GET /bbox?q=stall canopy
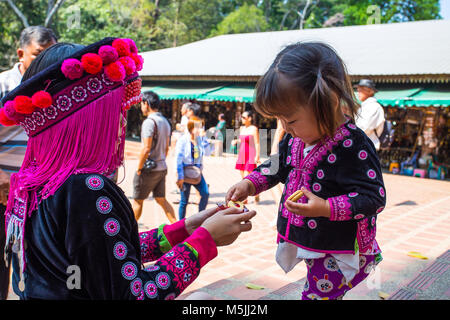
[197,84,255,103]
[141,83,449,107]
[374,88,423,106]
[141,84,223,100]
[403,88,450,107]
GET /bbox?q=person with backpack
[133,91,177,223]
[355,79,386,151]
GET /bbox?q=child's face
[279,106,322,145]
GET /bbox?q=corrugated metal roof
[139,19,450,78]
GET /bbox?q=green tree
[336,0,441,26]
[56,0,158,52]
[210,3,270,36]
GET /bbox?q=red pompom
[98,45,119,65]
[32,91,53,109]
[112,39,131,57]
[61,58,84,80]
[118,56,136,76]
[0,108,16,126]
[104,61,126,82]
[13,95,35,114]
[4,100,20,122]
[81,53,103,74]
[130,53,144,71]
[124,38,138,54]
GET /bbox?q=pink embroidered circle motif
[354,214,365,220]
[367,169,377,179]
[121,261,137,280]
[358,150,368,160]
[379,187,385,197]
[348,123,357,130]
[113,241,127,260]
[104,218,120,236]
[144,281,158,299]
[316,169,324,179]
[343,139,353,148]
[261,167,270,175]
[307,219,317,229]
[96,196,112,214]
[312,183,322,192]
[130,278,142,296]
[327,154,337,164]
[86,175,104,190]
[145,265,160,272]
[348,192,359,197]
[156,272,171,289]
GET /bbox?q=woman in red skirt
[233,110,260,203]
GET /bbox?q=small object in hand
[227,200,244,209]
[287,190,304,202]
[216,200,249,212]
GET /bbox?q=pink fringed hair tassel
[4,86,127,282]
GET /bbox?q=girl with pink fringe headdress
[0,38,256,300]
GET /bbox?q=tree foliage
[0,0,442,71]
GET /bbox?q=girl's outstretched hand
[201,207,256,246]
[284,188,331,218]
[225,179,255,203]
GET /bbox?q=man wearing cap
[0,26,57,300]
[355,79,385,151]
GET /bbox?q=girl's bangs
[255,70,305,118]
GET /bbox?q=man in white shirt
[355,79,385,151]
[0,26,57,300]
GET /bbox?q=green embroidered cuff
[183,242,199,259]
[157,224,172,253]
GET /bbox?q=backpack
[376,120,395,149]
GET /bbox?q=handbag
[183,165,202,185]
[141,117,158,174]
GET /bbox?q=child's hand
[284,188,331,218]
[226,179,255,203]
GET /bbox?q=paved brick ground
[123,141,450,300]
[6,141,450,300]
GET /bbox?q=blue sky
[441,0,450,19]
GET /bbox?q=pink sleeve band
[327,195,352,221]
[185,227,218,268]
[244,171,269,195]
[163,219,190,247]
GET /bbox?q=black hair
[187,103,201,117]
[255,41,359,138]
[142,91,161,111]
[242,110,254,124]
[19,26,58,49]
[22,42,85,83]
